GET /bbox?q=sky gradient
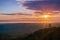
[0,0,60,23]
[0,0,32,13]
[0,0,60,13]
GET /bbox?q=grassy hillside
[24,27,60,40]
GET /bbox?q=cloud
[16,0,60,15]
[22,1,60,11]
[16,0,60,11]
[16,0,58,1]
[0,15,60,23]
[0,13,32,15]
[22,0,60,1]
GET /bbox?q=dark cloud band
[22,1,60,11]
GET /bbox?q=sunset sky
[0,0,33,13]
[0,0,60,23]
[0,0,60,13]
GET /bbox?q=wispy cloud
[23,1,60,10]
[0,12,32,15]
[16,0,60,13]
[0,14,60,23]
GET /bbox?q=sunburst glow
[42,15,50,18]
[40,15,52,23]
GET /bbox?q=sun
[42,15,50,18]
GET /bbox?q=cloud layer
[0,14,60,23]
[16,0,60,1]
[23,1,60,11]
[16,0,60,11]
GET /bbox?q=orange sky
[0,14,60,23]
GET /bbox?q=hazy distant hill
[24,27,60,40]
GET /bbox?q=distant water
[0,23,60,36]
[0,23,42,35]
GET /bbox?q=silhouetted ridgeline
[24,27,60,40]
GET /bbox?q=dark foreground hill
[24,27,60,40]
[0,26,60,40]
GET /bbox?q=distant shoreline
[0,22,60,24]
